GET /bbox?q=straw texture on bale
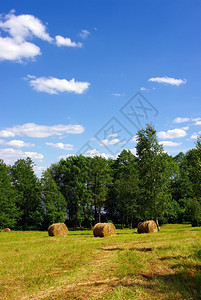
[48,223,68,236]
[2,228,11,232]
[137,220,158,234]
[93,223,116,237]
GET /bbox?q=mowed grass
[0,225,201,300]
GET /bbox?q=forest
[0,124,201,230]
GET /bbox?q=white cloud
[148,76,186,86]
[100,138,121,146]
[79,29,90,39]
[0,37,41,62]
[46,142,73,150]
[173,117,190,124]
[0,148,43,165]
[159,141,182,147]
[85,148,117,159]
[129,148,137,156]
[0,139,34,148]
[157,128,187,139]
[0,123,84,138]
[192,118,201,125]
[130,136,137,143]
[190,133,198,140]
[108,133,118,138]
[55,35,82,47]
[27,76,90,94]
[112,93,122,97]
[140,87,149,91]
[182,126,189,131]
[0,11,53,62]
[0,11,52,43]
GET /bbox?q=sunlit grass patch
[0,225,201,299]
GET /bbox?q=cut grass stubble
[0,225,201,299]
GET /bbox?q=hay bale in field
[137,220,158,234]
[93,223,116,237]
[48,223,68,236]
[2,228,11,232]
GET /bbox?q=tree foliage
[0,160,21,228]
[11,158,42,229]
[0,126,200,229]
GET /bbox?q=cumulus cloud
[148,76,186,86]
[0,11,52,43]
[0,37,41,62]
[79,29,90,39]
[0,148,43,165]
[46,142,73,150]
[157,128,187,139]
[100,138,121,146]
[0,139,34,148]
[0,123,84,138]
[173,117,190,124]
[0,11,84,62]
[0,11,52,62]
[55,35,82,47]
[27,76,90,94]
[159,141,182,147]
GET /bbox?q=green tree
[0,160,21,228]
[50,155,93,227]
[11,158,42,229]
[136,124,174,228]
[185,198,201,227]
[40,169,67,228]
[112,150,139,228]
[186,137,201,199]
[88,156,112,223]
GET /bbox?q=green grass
[0,224,201,299]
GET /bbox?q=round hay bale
[137,220,158,234]
[93,223,116,237]
[48,223,68,236]
[2,228,11,232]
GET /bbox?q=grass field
[0,224,201,299]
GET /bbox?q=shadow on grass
[109,271,201,299]
[100,247,153,252]
[159,255,188,261]
[140,271,201,299]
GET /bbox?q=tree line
[0,124,200,230]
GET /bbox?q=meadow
[0,224,201,300]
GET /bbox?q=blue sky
[0,0,201,175]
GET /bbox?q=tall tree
[88,156,112,223]
[136,124,174,228]
[112,150,139,228]
[40,169,67,228]
[11,158,42,229]
[50,155,93,227]
[0,160,21,228]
